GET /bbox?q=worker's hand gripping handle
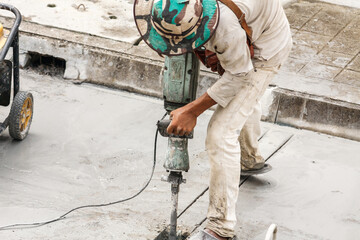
[157,119,193,139]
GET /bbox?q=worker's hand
[167,106,197,136]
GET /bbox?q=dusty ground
[0,0,359,140]
[278,0,360,104]
[0,1,359,239]
[0,70,359,239]
[2,0,360,101]
[0,0,138,43]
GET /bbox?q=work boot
[240,152,273,176]
[188,229,237,240]
[241,163,272,176]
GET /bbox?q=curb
[2,16,359,141]
[262,87,360,141]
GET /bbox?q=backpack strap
[218,0,254,57]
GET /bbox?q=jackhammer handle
[157,119,193,139]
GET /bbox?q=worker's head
[134,0,219,56]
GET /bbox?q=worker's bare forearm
[167,93,216,135]
[184,92,217,117]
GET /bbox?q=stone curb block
[262,88,360,141]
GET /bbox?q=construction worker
[134,0,292,239]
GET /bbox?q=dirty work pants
[204,45,291,237]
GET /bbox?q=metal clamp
[238,13,244,23]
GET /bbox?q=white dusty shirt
[204,0,292,108]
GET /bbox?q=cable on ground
[0,113,168,231]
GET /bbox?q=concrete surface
[281,0,360,104]
[0,70,359,240]
[0,0,359,140]
[0,0,138,43]
[0,0,358,43]
[0,0,294,44]
[321,0,360,9]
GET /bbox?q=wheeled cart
[0,4,33,140]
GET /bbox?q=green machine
[157,52,199,240]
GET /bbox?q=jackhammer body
[158,52,199,240]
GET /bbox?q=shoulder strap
[217,0,253,40]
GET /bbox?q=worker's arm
[167,15,253,136]
[167,92,216,136]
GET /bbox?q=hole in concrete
[154,228,190,240]
[47,4,56,8]
[26,52,66,77]
[109,15,117,19]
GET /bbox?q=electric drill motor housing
[163,53,199,113]
[160,52,200,173]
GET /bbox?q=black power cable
[0,114,167,231]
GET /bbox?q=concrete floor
[0,70,359,240]
[0,0,358,44]
[0,0,293,44]
[1,0,359,142]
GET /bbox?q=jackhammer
[157,52,199,240]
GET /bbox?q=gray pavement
[0,0,138,43]
[280,0,360,104]
[0,70,359,240]
[0,0,359,140]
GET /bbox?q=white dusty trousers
[205,65,278,237]
[204,42,292,237]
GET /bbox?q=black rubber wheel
[8,91,34,140]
